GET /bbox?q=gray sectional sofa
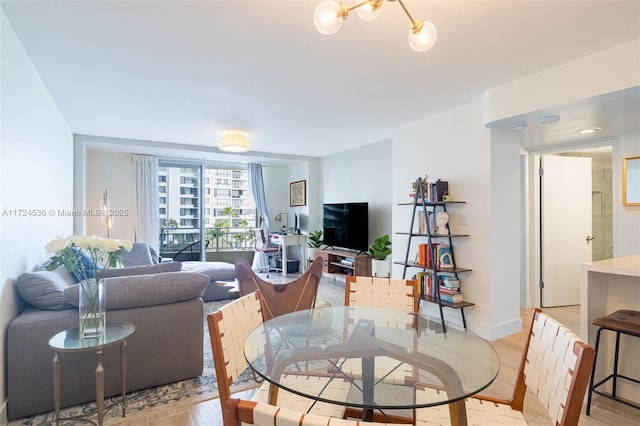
[121,242,238,301]
[7,262,210,420]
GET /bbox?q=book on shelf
[438,285,461,294]
[438,293,465,303]
[417,243,440,268]
[416,271,430,298]
[440,276,460,288]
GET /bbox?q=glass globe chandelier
[313,0,437,52]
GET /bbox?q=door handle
[586,236,595,242]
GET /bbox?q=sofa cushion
[120,242,156,267]
[101,261,181,278]
[16,266,76,310]
[181,261,236,281]
[63,271,209,310]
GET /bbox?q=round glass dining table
[244,306,499,422]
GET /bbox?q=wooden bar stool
[586,309,640,414]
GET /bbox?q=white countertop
[581,254,640,277]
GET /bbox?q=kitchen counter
[580,254,640,402]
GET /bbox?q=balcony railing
[159,227,254,255]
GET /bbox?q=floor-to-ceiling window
[158,161,256,259]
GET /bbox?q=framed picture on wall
[290,180,307,207]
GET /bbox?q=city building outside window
[158,164,257,258]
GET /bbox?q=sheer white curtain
[248,163,269,269]
[133,156,159,249]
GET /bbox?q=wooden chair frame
[414,308,595,426]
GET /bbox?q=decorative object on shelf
[435,211,449,235]
[307,229,324,260]
[45,235,132,339]
[290,180,307,207]
[99,189,113,237]
[369,234,392,278]
[435,179,448,202]
[412,175,429,196]
[313,0,437,52]
[218,132,251,153]
[439,244,454,269]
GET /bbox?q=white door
[541,155,592,307]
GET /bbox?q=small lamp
[274,212,289,230]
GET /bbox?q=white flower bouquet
[46,235,132,338]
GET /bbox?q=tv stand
[316,248,372,278]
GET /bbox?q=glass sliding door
[158,162,205,260]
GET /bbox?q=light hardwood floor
[108,276,638,425]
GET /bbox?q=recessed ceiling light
[577,127,602,135]
[537,115,560,124]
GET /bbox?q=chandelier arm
[347,0,379,13]
[396,0,418,26]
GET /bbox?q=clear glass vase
[79,278,105,339]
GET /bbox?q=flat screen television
[322,202,369,252]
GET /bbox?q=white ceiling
[2,0,639,161]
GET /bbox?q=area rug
[10,299,258,426]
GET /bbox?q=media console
[316,248,372,278]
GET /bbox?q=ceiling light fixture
[218,133,251,153]
[313,0,437,52]
[577,127,602,135]
[536,115,560,124]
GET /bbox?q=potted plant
[369,234,392,277]
[307,230,323,260]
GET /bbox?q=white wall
[85,151,137,240]
[0,10,73,421]
[321,139,392,246]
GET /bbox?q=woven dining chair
[414,308,595,426]
[334,276,420,387]
[223,398,397,426]
[207,292,351,425]
[235,257,324,321]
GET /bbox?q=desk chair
[207,292,350,425]
[253,229,281,277]
[414,308,595,426]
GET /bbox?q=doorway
[531,145,614,309]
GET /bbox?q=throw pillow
[63,271,209,310]
[67,248,100,283]
[120,242,154,267]
[101,261,181,278]
[16,266,76,310]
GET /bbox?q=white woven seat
[225,399,396,426]
[207,292,350,424]
[336,276,419,385]
[414,309,594,426]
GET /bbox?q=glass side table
[48,321,136,426]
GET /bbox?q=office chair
[253,229,280,277]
